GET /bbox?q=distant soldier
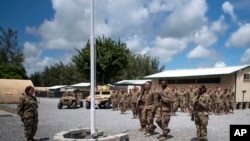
[141,81,157,137]
[214,87,223,115]
[118,89,127,114]
[222,88,230,114]
[228,86,235,113]
[110,90,117,110]
[207,87,215,114]
[17,86,39,141]
[137,86,146,132]
[187,85,196,113]
[131,86,140,119]
[178,88,188,112]
[126,89,132,110]
[156,80,174,141]
[171,87,179,116]
[193,85,210,141]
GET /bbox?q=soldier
[137,86,146,132]
[141,81,157,137]
[110,90,117,111]
[214,87,223,115]
[171,87,179,116]
[156,80,174,141]
[193,85,210,141]
[118,89,127,114]
[187,85,196,115]
[126,89,132,110]
[208,87,215,114]
[178,88,188,112]
[228,86,235,113]
[222,88,230,114]
[131,86,140,119]
[17,86,39,141]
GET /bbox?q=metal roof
[48,85,67,90]
[71,82,90,87]
[145,65,250,79]
[114,79,151,85]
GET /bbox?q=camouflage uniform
[187,88,196,114]
[141,88,157,136]
[215,90,222,115]
[126,90,132,110]
[193,92,210,141]
[17,94,38,141]
[157,87,174,140]
[178,89,188,112]
[222,90,230,114]
[110,91,118,110]
[131,89,140,118]
[118,90,127,114]
[172,89,179,115]
[137,89,146,131]
[228,89,235,113]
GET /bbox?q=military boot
[144,132,153,137]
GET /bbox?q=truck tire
[105,100,111,109]
[80,101,83,107]
[86,101,90,109]
[57,102,62,109]
[72,101,77,109]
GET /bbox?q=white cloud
[240,48,250,64]
[222,1,237,22]
[125,35,149,54]
[226,23,250,48]
[150,36,187,62]
[159,0,207,37]
[187,45,217,59]
[214,61,226,68]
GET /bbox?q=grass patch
[0,105,17,115]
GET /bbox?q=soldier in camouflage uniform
[178,88,188,112]
[215,87,223,115]
[193,85,210,141]
[110,90,117,110]
[187,85,196,115]
[17,86,38,141]
[228,86,235,113]
[141,81,157,137]
[157,80,174,141]
[171,87,179,116]
[131,86,140,119]
[118,89,127,114]
[222,88,230,114]
[137,87,146,132]
[126,89,132,110]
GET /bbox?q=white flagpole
[90,0,97,138]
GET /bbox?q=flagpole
[90,0,97,138]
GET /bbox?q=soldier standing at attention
[178,88,188,112]
[171,87,179,116]
[141,81,157,137]
[110,90,117,111]
[131,86,140,119]
[215,87,223,115]
[119,89,127,114]
[137,86,146,132]
[228,86,235,113]
[193,85,210,141]
[126,89,132,110]
[157,80,174,141]
[17,86,39,141]
[187,85,196,115]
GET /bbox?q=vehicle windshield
[102,91,110,95]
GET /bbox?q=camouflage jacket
[160,87,174,112]
[194,93,210,115]
[131,90,140,103]
[17,94,38,118]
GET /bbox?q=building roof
[114,79,151,85]
[48,85,67,90]
[71,82,90,87]
[145,65,250,79]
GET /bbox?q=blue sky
[1,0,250,76]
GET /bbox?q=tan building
[0,79,34,104]
[145,65,250,104]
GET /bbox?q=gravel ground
[0,98,250,141]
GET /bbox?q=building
[145,65,250,104]
[114,79,151,92]
[0,79,34,104]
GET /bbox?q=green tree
[73,36,129,84]
[0,26,27,79]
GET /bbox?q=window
[102,91,110,95]
[197,78,220,83]
[176,79,196,84]
[244,74,250,80]
[159,79,176,84]
[95,92,100,95]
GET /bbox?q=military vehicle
[85,85,112,109]
[57,90,83,109]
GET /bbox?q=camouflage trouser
[138,106,146,129]
[229,101,234,112]
[180,100,187,111]
[223,101,230,113]
[119,101,126,113]
[141,107,156,133]
[155,107,162,129]
[156,111,171,135]
[172,101,179,114]
[23,116,38,139]
[131,102,137,117]
[195,114,208,140]
[112,99,118,110]
[215,102,221,114]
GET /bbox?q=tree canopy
[0,26,27,79]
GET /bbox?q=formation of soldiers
[110,83,235,140]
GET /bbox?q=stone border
[54,128,129,141]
